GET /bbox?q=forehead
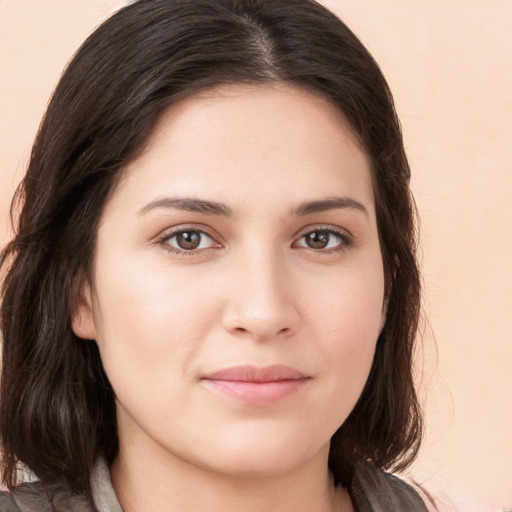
[109,83,374,218]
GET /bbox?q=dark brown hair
[0,0,421,493]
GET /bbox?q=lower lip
[202,379,308,406]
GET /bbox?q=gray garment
[89,459,122,512]
[0,458,428,512]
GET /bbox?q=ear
[71,282,96,340]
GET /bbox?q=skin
[73,84,386,512]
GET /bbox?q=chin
[190,430,329,479]
[207,453,310,479]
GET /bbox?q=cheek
[303,263,384,398]
[306,261,384,338]
[90,260,221,386]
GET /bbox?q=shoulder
[350,459,429,512]
[0,482,95,512]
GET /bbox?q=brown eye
[176,231,201,250]
[162,229,217,252]
[295,229,348,251]
[304,231,330,249]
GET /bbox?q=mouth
[201,365,310,406]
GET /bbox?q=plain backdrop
[1,1,511,510]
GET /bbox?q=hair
[0,0,421,493]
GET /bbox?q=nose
[222,249,300,341]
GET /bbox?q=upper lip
[202,365,309,383]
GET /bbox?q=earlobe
[71,283,96,340]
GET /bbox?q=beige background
[1,1,511,510]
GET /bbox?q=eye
[158,229,219,253]
[294,228,350,251]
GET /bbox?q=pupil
[177,231,200,250]
[307,231,329,249]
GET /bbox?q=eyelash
[293,226,354,254]
[155,226,354,256]
[156,227,219,256]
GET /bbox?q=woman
[0,0,429,510]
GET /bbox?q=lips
[201,365,310,405]
[204,364,308,382]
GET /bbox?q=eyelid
[153,223,354,255]
[292,224,354,252]
[155,224,223,255]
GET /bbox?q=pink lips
[201,365,310,406]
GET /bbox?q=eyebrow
[292,196,369,218]
[138,195,368,219]
[138,197,233,217]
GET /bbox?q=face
[73,84,385,479]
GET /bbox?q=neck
[110,444,353,512]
